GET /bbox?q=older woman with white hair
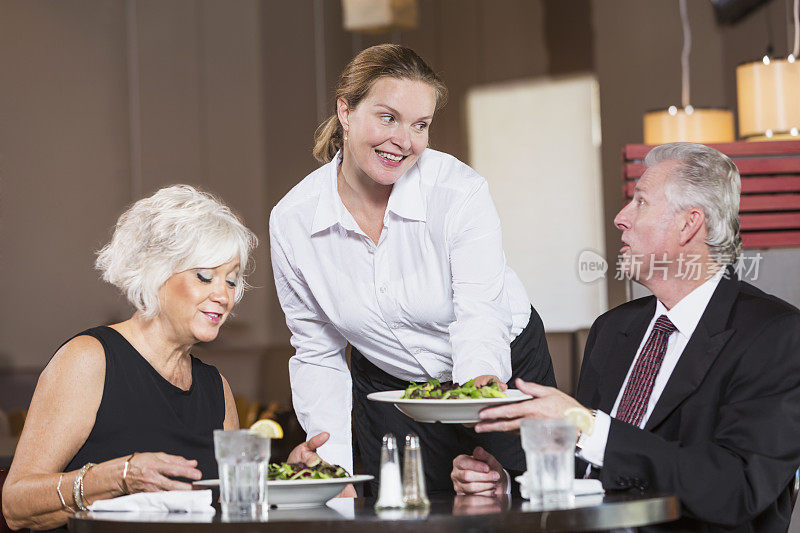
[3,185,329,531]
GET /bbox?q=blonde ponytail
[313,114,342,163]
[312,44,448,164]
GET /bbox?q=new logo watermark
[577,249,608,283]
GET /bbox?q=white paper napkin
[514,474,604,501]
[88,489,215,514]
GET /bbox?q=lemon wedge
[564,407,594,437]
[250,419,283,439]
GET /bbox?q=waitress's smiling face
[338,77,437,187]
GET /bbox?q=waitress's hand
[472,375,508,391]
[286,432,330,465]
[336,484,357,498]
[287,433,356,498]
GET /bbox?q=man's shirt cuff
[575,410,610,468]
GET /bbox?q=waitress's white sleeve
[269,215,353,474]
[447,178,513,385]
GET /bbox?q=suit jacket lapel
[596,301,654,413]
[644,270,739,431]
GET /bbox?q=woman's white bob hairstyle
[95,185,258,318]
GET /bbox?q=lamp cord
[679,0,691,108]
[793,0,799,58]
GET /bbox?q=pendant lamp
[736,0,800,140]
[341,0,418,34]
[643,0,735,144]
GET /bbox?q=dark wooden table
[70,492,679,532]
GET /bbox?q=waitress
[269,44,555,496]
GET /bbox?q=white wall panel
[467,75,607,331]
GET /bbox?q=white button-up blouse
[269,149,532,472]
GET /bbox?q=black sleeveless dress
[63,326,225,479]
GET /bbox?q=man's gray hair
[95,185,258,318]
[645,142,742,264]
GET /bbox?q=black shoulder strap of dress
[49,326,111,362]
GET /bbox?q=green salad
[267,458,349,480]
[401,379,507,399]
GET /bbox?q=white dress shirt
[269,149,532,473]
[577,269,725,467]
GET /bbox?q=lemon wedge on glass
[563,407,594,437]
[250,419,284,439]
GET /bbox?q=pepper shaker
[402,433,429,508]
[375,434,404,509]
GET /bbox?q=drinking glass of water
[520,418,577,507]
[213,429,271,520]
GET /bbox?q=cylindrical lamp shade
[342,0,418,33]
[643,108,735,145]
[736,59,800,140]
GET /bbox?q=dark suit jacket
[576,272,800,532]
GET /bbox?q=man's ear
[679,207,705,246]
[336,97,350,132]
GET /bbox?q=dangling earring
[343,129,349,142]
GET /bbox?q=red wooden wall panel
[622,140,800,249]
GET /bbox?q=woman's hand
[451,447,507,496]
[472,375,508,390]
[287,433,355,498]
[286,432,330,465]
[336,484,357,498]
[123,452,202,493]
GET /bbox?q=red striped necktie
[616,315,677,427]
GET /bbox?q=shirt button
[412,348,422,355]
[379,286,387,293]
[391,322,402,329]
[368,248,375,254]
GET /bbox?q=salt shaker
[375,434,404,509]
[402,433,429,508]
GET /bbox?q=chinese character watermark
[578,251,764,283]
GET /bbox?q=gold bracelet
[72,462,96,512]
[122,453,135,494]
[56,473,76,514]
[79,463,96,509]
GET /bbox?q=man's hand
[452,494,510,515]
[451,447,507,496]
[286,432,329,465]
[475,379,583,434]
[472,375,508,391]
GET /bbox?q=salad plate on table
[194,462,373,508]
[367,379,532,423]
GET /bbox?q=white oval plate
[194,475,373,508]
[367,389,532,423]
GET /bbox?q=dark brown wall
[259,0,551,347]
[1,0,793,404]
[591,0,792,307]
[592,0,728,306]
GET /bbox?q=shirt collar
[310,153,358,235]
[654,268,725,339]
[310,152,426,235]
[386,162,426,222]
